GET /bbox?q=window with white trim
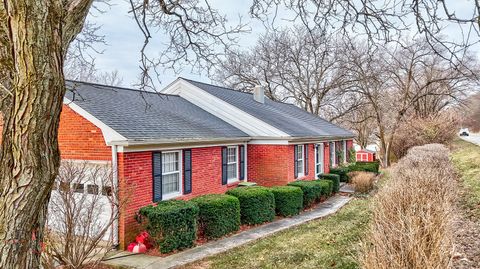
[329,142,336,167]
[227,146,238,182]
[296,145,304,177]
[162,151,182,198]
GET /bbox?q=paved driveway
[460,133,480,146]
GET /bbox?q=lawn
[178,140,480,269]
[180,197,371,269]
[451,139,480,219]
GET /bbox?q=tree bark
[0,1,92,268]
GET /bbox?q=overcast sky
[85,0,478,89]
[86,1,270,87]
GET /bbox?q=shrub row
[287,180,334,207]
[327,167,349,182]
[270,186,303,217]
[319,173,340,192]
[348,161,380,174]
[138,200,199,253]
[226,187,275,225]
[191,194,240,239]
[139,180,336,253]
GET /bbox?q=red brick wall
[118,146,243,248]
[58,105,111,161]
[323,142,331,174]
[0,105,111,161]
[247,143,317,186]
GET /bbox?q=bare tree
[65,58,124,87]
[1,0,480,267]
[0,1,245,267]
[214,26,363,121]
[346,38,478,166]
[463,93,480,132]
[42,161,128,269]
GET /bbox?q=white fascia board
[162,79,290,138]
[63,98,127,145]
[248,139,289,145]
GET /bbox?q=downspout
[244,142,248,182]
[111,145,119,246]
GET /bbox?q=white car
[459,128,470,136]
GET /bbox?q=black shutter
[222,147,228,185]
[239,145,245,180]
[152,152,162,202]
[294,145,298,179]
[183,149,192,194]
[305,144,309,175]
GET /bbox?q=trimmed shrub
[349,161,380,174]
[319,173,340,192]
[138,200,199,253]
[287,181,323,208]
[328,167,349,182]
[270,186,303,217]
[191,194,240,239]
[316,180,333,196]
[226,187,275,225]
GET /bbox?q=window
[315,144,324,177]
[87,184,99,195]
[296,145,304,177]
[329,142,336,167]
[162,151,182,198]
[227,146,238,182]
[73,183,84,193]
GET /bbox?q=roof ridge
[181,77,254,95]
[65,79,179,97]
[181,77,298,106]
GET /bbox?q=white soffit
[162,79,290,138]
[63,98,127,145]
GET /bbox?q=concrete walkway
[103,195,352,269]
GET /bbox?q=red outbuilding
[356,149,376,162]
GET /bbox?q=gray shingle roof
[64,81,248,141]
[184,79,355,138]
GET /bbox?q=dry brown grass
[362,143,457,269]
[351,172,376,193]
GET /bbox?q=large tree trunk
[0,1,92,268]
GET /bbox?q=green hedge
[319,173,340,192]
[287,181,323,208]
[138,200,199,253]
[270,186,303,217]
[226,187,275,225]
[191,194,240,239]
[328,167,349,182]
[317,180,333,196]
[349,161,380,174]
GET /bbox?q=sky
[86,1,270,87]
[85,0,478,89]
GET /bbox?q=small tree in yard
[41,161,128,269]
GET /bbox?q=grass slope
[180,198,371,269]
[451,139,480,219]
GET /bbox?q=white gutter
[111,145,119,246]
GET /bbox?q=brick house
[20,78,355,247]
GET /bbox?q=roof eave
[110,136,251,147]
